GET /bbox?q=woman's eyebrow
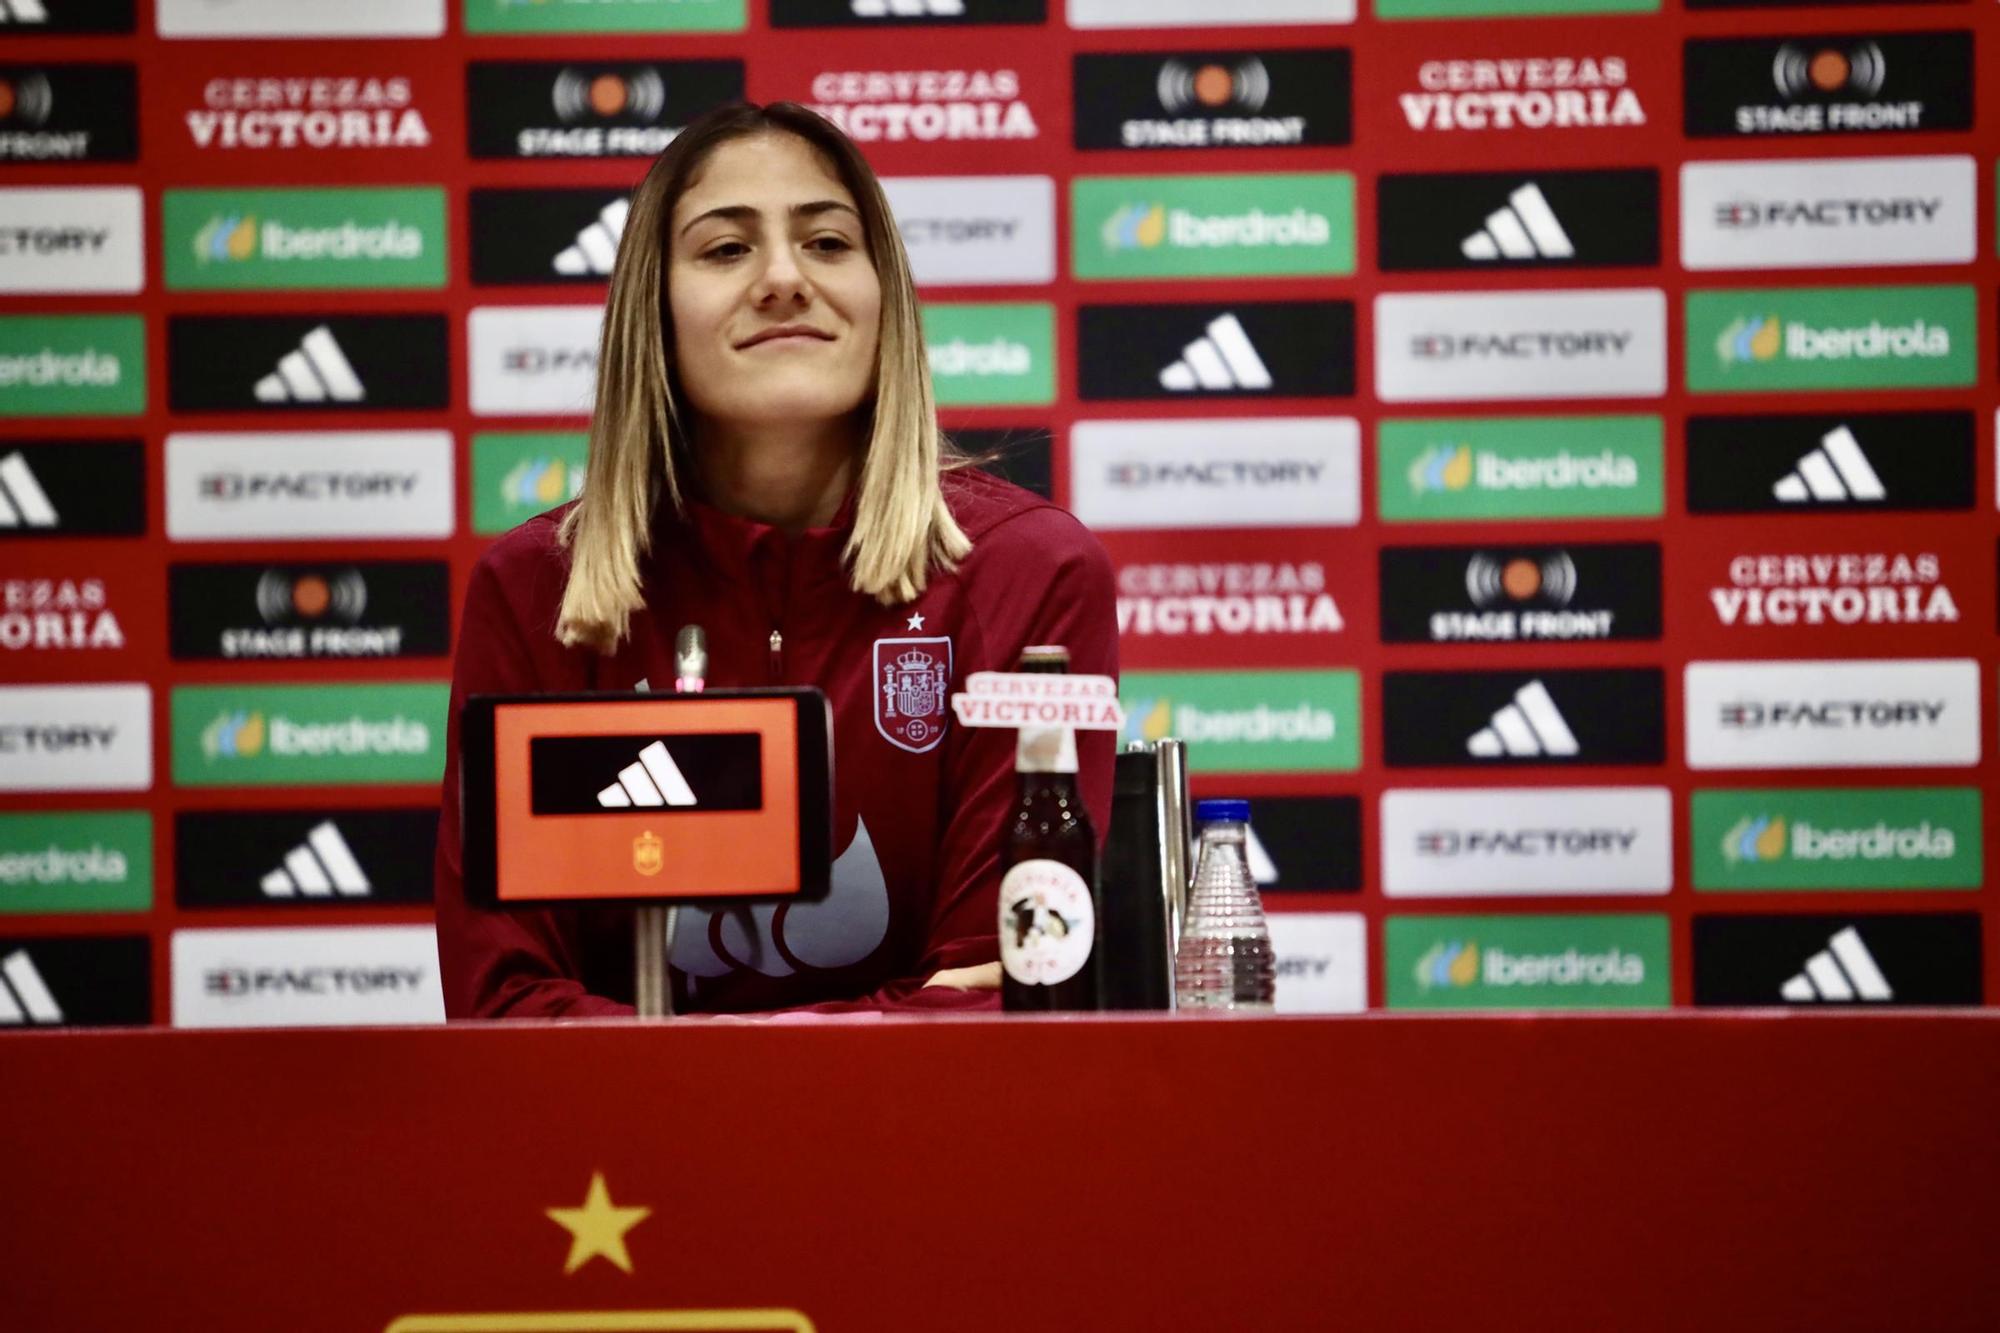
[678,199,860,237]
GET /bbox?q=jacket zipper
[768,629,783,682]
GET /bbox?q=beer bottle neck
[1015,724,1078,775]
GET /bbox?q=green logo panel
[164,188,447,291]
[1120,670,1359,773]
[1387,914,1669,1011]
[473,432,589,535]
[464,0,745,31]
[1693,788,1981,891]
[173,683,449,787]
[1072,173,1355,279]
[923,303,1055,407]
[0,812,152,914]
[1687,284,1976,393]
[1378,415,1663,522]
[0,315,145,417]
[1377,0,1655,14]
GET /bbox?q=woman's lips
[737,327,834,349]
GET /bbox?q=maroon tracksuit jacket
[433,469,1117,1016]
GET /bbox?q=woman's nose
[753,247,808,307]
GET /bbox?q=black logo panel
[1244,796,1361,893]
[0,935,150,1027]
[1379,543,1662,644]
[1378,169,1659,271]
[1686,412,1974,514]
[469,188,631,285]
[771,0,1045,28]
[957,427,1053,500]
[1078,301,1355,401]
[1073,49,1350,150]
[1693,913,1981,1007]
[167,314,448,413]
[1383,668,1666,767]
[168,561,450,661]
[466,60,744,159]
[175,809,438,908]
[1684,31,1973,138]
[0,440,144,538]
[0,63,137,162]
[530,734,764,815]
[0,2,136,33]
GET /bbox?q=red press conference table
[2,1012,1996,1332]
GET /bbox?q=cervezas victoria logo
[468,60,743,159]
[179,72,432,152]
[805,69,1038,145]
[1,577,125,653]
[1684,31,1973,139]
[1073,49,1350,150]
[1116,560,1344,642]
[1397,54,1644,133]
[1708,551,1959,630]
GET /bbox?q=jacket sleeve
[797,508,1119,1014]
[434,555,635,1019]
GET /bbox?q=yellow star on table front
[546,1171,652,1275]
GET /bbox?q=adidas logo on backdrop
[259,821,372,898]
[553,199,629,277]
[253,325,364,403]
[0,950,61,1025]
[1460,183,1574,262]
[0,1,50,21]
[0,453,58,528]
[1466,679,1578,758]
[1772,425,1884,504]
[1158,313,1272,391]
[1780,926,1891,1003]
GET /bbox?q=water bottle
[1174,799,1275,1011]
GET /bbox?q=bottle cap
[1196,798,1250,824]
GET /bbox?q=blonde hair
[556,102,970,653]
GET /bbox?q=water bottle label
[999,859,1094,986]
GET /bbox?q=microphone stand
[634,626,706,1020]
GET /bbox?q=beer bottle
[999,645,1099,1012]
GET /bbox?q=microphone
[674,624,707,694]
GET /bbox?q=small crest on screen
[874,636,952,754]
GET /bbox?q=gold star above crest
[546,1171,652,1276]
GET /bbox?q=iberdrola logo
[1716,315,1782,368]
[1721,814,1788,864]
[1414,940,1480,990]
[1120,697,1174,746]
[193,214,259,265]
[201,710,266,761]
[1408,444,1473,495]
[502,456,581,510]
[1101,203,1167,252]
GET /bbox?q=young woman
[432,103,1117,1016]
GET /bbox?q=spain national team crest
[874,636,952,754]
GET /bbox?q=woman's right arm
[433,554,636,1019]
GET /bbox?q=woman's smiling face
[666,131,884,432]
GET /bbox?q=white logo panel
[167,431,454,541]
[469,305,602,417]
[884,176,1055,287]
[1685,659,1980,770]
[0,684,152,793]
[1681,156,1976,271]
[159,0,444,36]
[1069,0,1354,26]
[1070,417,1360,531]
[1374,289,1666,403]
[1268,912,1366,1014]
[0,188,144,294]
[1382,787,1672,897]
[171,925,445,1028]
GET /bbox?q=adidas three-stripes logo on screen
[0,453,57,528]
[597,740,698,808]
[261,821,372,898]
[1461,184,1575,262]
[1466,680,1579,758]
[1772,426,1885,504]
[253,326,365,403]
[1158,314,1272,392]
[0,951,62,1026]
[554,199,630,276]
[1780,927,1892,1003]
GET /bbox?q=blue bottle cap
[1196,798,1250,824]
